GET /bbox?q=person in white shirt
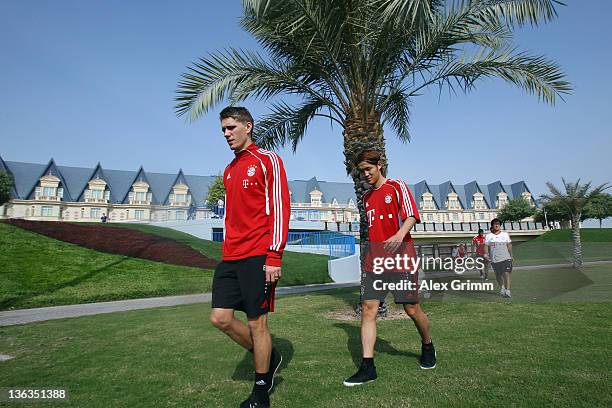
[485,218,513,298]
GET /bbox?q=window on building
[175,210,185,220]
[42,186,55,197]
[135,191,146,201]
[309,210,321,221]
[91,189,104,200]
[135,210,145,220]
[41,206,52,217]
[426,213,433,222]
[175,194,186,203]
[478,212,485,220]
[91,208,101,219]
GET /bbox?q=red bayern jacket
[222,143,290,267]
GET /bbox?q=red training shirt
[363,178,421,243]
[222,144,290,267]
[472,235,486,256]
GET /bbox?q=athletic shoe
[240,395,269,408]
[343,361,377,386]
[266,347,283,393]
[378,302,388,318]
[420,341,436,369]
[505,290,512,298]
[499,287,506,296]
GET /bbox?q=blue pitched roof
[145,171,175,206]
[413,180,429,208]
[288,180,309,203]
[57,165,95,203]
[317,180,356,205]
[121,167,155,203]
[25,159,73,201]
[75,163,112,202]
[161,169,191,205]
[1,157,535,210]
[486,181,506,208]
[184,174,216,206]
[4,161,46,199]
[463,181,482,209]
[427,183,442,209]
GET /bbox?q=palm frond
[412,47,571,105]
[175,48,342,121]
[380,88,412,142]
[473,0,564,28]
[253,98,336,151]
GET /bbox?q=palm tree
[542,179,610,268]
[175,0,571,244]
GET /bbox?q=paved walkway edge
[2,260,610,326]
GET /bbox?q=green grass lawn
[1,223,330,311]
[0,273,610,407]
[0,223,213,311]
[513,228,612,266]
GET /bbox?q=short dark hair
[490,218,501,226]
[478,228,484,234]
[219,106,254,135]
[355,150,382,166]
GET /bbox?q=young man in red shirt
[209,107,290,408]
[344,150,436,387]
[472,229,488,279]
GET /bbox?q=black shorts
[492,259,513,275]
[211,255,276,318]
[361,272,419,304]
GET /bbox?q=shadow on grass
[333,322,418,368]
[0,258,128,310]
[231,335,294,392]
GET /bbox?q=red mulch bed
[5,219,218,269]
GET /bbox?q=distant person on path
[485,219,513,298]
[472,229,488,279]
[100,213,108,223]
[343,150,436,388]
[217,198,225,217]
[209,107,290,408]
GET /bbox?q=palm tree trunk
[571,213,582,268]
[342,114,387,257]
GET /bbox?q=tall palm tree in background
[542,179,610,268]
[175,0,571,244]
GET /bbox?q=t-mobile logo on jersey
[367,209,376,227]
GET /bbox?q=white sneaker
[500,287,506,296]
[505,290,511,298]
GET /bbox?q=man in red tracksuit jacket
[210,107,290,408]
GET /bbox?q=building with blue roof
[0,156,536,224]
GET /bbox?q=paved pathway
[1,260,610,327]
[0,282,359,326]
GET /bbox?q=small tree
[498,198,535,222]
[542,179,610,268]
[582,193,612,228]
[0,171,13,206]
[206,174,226,210]
[534,199,571,227]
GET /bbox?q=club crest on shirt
[247,165,257,177]
[384,194,392,204]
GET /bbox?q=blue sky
[1,1,611,208]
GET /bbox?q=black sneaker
[343,361,377,386]
[420,341,436,369]
[239,394,269,408]
[266,347,283,393]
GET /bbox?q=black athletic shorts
[211,255,276,318]
[492,259,513,274]
[361,271,419,304]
